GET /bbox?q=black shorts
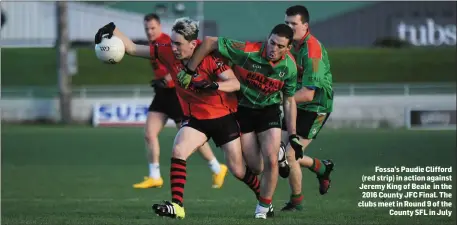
[282,110,331,140]
[148,88,184,123]
[181,113,240,147]
[236,105,282,134]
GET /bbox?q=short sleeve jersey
[292,31,333,113]
[150,41,238,119]
[217,37,297,109]
[149,33,174,88]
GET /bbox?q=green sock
[309,158,326,176]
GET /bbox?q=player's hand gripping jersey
[217,38,297,109]
[149,33,175,88]
[150,41,238,120]
[293,31,333,113]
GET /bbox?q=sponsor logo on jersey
[245,71,284,95]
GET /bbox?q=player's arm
[282,66,307,159]
[179,36,249,89]
[187,36,249,71]
[150,56,173,88]
[113,28,151,59]
[283,95,297,135]
[192,55,240,92]
[94,22,151,59]
[191,69,239,92]
[215,69,240,92]
[186,36,219,71]
[163,74,172,82]
[150,73,172,88]
[282,68,298,136]
[212,55,240,92]
[295,54,325,103]
[294,87,315,102]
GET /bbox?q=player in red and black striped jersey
[122,14,228,191]
[95,17,265,219]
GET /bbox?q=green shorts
[282,110,331,139]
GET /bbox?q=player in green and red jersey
[182,24,305,219]
[277,5,335,212]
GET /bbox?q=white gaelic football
[95,35,125,64]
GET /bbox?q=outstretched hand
[289,134,305,160]
[95,22,116,44]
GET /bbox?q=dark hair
[286,5,310,24]
[270,24,294,45]
[144,13,160,23]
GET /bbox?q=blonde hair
[172,17,199,41]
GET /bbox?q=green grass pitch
[2,126,456,225]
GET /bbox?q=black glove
[150,78,168,89]
[95,22,116,44]
[191,79,219,90]
[289,134,305,160]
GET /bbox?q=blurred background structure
[1,3,456,224]
[1,1,456,129]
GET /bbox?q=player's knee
[264,154,279,169]
[245,160,263,175]
[171,144,189,160]
[286,148,296,162]
[251,166,263,175]
[228,165,245,180]
[144,133,159,144]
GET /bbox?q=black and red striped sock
[239,166,260,199]
[170,157,187,207]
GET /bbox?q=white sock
[255,203,270,214]
[208,158,221,174]
[149,163,161,179]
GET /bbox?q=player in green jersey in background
[277,5,335,211]
[180,24,305,219]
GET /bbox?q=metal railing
[1,83,455,98]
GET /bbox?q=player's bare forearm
[216,69,240,92]
[283,96,297,135]
[113,28,151,59]
[294,87,315,103]
[187,36,219,71]
[112,28,135,54]
[164,74,172,81]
